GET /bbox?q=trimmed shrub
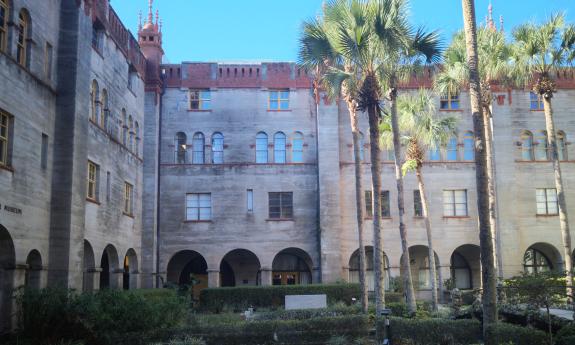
[199,283,361,312]
[484,322,548,345]
[387,317,481,345]
[556,324,575,345]
[253,304,361,321]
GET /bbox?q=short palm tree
[460,0,498,338]
[299,13,369,313]
[511,13,575,302]
[374,0,442,314]
[380,90,457,311]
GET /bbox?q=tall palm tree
[461,0,498,338]
[511,14,575,302]
[381,90,458,311]
[299,15,369,313]
[435,28,513,278]
[374,0,442,314]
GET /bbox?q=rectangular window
[414,190,423,217]
[17,12,27,66]
[41,134,48,169]
[365,191,373,218]
[269,90,289,110]
[440,93,460,110]
[186,193,212,221]
[0,111,11,167]
[247,189,254,212]
[530,92,544,110]
[189,89,211,110]
[124,182,133,215]
[106,172,111,202]
[87,161,99,201]
[92,25,103,53]
[0,0,7,52]
[536,188,558,215]
[44,43,53,80]
[269,192,293,219]
[443,189,468,217]
[381,191,390,217]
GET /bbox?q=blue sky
[111,0,575,63]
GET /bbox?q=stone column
[129,271,140,289]
[207,269,220,288]
[260,267,273,286]
[312,266,321,284]
[10,264,28,329]
[438,265,452,303]
[84,267,101,291]
[111,268,124,289]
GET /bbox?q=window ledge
[86,198,101,205]
[413,216,425,219]
[183,220,212,223]
[536,214,558,217]
[442,216,470,219]
[266,218,294,222]
[122,212,134,219]
[439,109,463,112]
[267,110,292,112]
[0,164,14,173]
[187,109,212,112]
[530,109,544,112]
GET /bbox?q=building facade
[1,0,575,331]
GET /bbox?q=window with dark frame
[268,192,293,219]
[381,190,390,217]
[443,189,468,217]
[440,93,460,110]
[536,188,558,215]
[87,161,99,201]
[189,89,211,110]
[365,191,373,218]
[0,110,11,167]
[41,134,48,169]
[186,193,212,221]
[530,92,544,110]
[414,190,423,217]
[0,0,7,52]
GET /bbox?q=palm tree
[381,90,458,311]
[460,0,498,338]
[435,27,513,278]
[511,14,575,302]
[299,14,369,313]
[374,0,442,314]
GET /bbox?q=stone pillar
[84,267,101,291]
[342,266,350,283]
[312,266,321,284]
[111,268,124,289]
[207,269,220,288]
[129,271,140,289]
[438,265,452,304]
[260,267,273,286]
[10,264,28,329]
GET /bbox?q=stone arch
[349,246,390,291]
[82,240,95,292]
[220,249,261,287]
[0,224,15,332]
[271,248,313,285]
[524,242,562,274]
[24,249,42,289]
[401,245,440,291]
[100,244,119,289]
[122,248,138,290]
[166,250,208,299]
[450,244,480,290]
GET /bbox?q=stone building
[1,0,575,330]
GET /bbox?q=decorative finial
[155,9,160,29]
[138,10,142,31]
[159,18,163,33]
[488,1,495,30]
[148,0,153,24]
[500,15,504,32]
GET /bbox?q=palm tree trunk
[461,0,498,339]
[542,96,573,303]
[389,88,417,314]
[416,165,438,311]
[349,102,369,314]
[367,103,385,315]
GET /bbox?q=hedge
[199,284,361,312]
[181,314,370,345]
[484,322,548,345]
[386,317,481,345]
[556,324,575,345]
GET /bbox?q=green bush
[387,317,481,345]
[556,324,575,345]
[199,283,361,312]
[16,287,188,345]
[484,322,548,345]
[253,304,361,321]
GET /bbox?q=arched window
[121,109,127,147]
[535,130,548,161]
[128,116,134,152]
[0,0,9,52]
[91,80,99,123]
[292,132,304,163]
[17,10,30,67]
[212,132,224,164]
[274,132,286,163]
[557,131,567,161]
[450,252,471,289]
[429,143,441,161]
[446,136,458,161]
[521,131,534,161]
[418,256,438,289]
[100,89,108,129]
[358,132,365,161]
[135,122,140,156]
[175,132,187,164]
[256,132,268,163]
[463,131,474,161]
[192,132,205,164]
[523,248,552,274]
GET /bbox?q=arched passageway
[0,225,16,332]
[123,249,138,290]
[100,244,119,289]
[450,244,480,290]
[349,246,390,291]
[524,242,562,274]
[83,240,95,292]
[220,249,261,287]
[272,248,313,285]
[401,245,440,290]
[25,250,42,289]
[166,250,208,299]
